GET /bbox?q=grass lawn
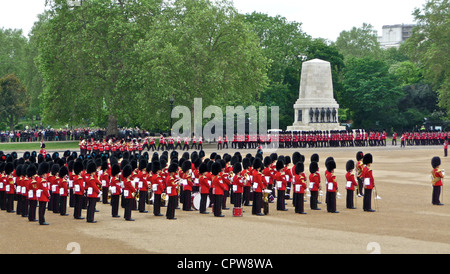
[0,141,79,152]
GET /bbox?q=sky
[0,0,427,41]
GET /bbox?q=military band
[0,142,447,228]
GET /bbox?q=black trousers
[138,190,148,212]
[310,191,319,209]
[277,189,286,210]
[59,196,67,215]
[293,193,304,213]
[28,199,37,221]
[327,192,337,212]
[21,196,28,217]
[111,195,120,216]
[166,195,176,219]
[74,194,83,218]
[38,201,47,224]
[52,194,60,213]
[243,186,251,206]
[432,185,442,205]
[182,190,192,211]
[87,197,97,222]
[363,188,372,211]
[213,194,223,216]
[200,193,209,213]
[153,194,161,216]
[6,193,14,212]
[233,192,242,208]
[252,192,262,214]
[16,195,22,215]
[346,189,355,209]
[124,198,134,220]
[102,187,109,204]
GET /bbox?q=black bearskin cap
[431,156,441,169]
[199,163,208,174]
[276,159,284,171]
[111,163,121,177]
[346,160,355,172]
[363,153,373,165]
[27,164,37,177]
[86,162,97,174]
[295,162,304,175]
[38,162,50,176]
[311,153,319,163]
[309,161,318,173]
[168,163,178,173]
[182,160,192,173]
[152,161,161,173]
[211,162,222,176]
[356,151,364,161]
[122,165,133,178]
[326,160,336,172]
[233,163,242,174]
[59,166,68,178]
[73,161,84,175]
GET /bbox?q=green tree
[334,23,383,60]
[135,0,269,131]
[341,57,403,130]
[243,12,310,129]
[0,74,29,130]
[404,0,450,117]
[34,0,164,136]
[0,28,28,80]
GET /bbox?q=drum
[192,192,210,210]
[233,207,242,217]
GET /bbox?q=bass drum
[192,192,210,210]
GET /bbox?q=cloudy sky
[0,0,426,41]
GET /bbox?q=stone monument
[287,58,345,132]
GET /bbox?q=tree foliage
[404,0,450,118]
[0,74,29,130]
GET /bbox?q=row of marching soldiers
[0,148,379,225]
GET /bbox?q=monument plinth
[287,58,345,132]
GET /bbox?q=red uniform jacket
[293,173,307,194]
[86,175,101,198]
[345,172,358,191]
[123,177,137,199]
[212,175,226,195]
[362,166,375,190]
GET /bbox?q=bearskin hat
[51,164,60,176]
[38,162,50,176]
[311,153,319,163]
[242,157,251,169]
[270,153,278,163]
[111,163,121,177]
[27,164,37,178]
[199,150,205,158]
[146,162,152,173]
[326,160,336,172]
[152,161,161,173]
[356,151,364,161]
[199,163,208,174]
[276,159,284,171]
[182,160,192,173]
[295,162,304,175]
[363,153,373,165]
[168,163,178,174]
[346,160,355,172]
[233,163,242,174]
[211,162,222,176]
[23,151,30,160]
[139,159,147,171]
[86,162,97,174]
[73,161,84,175]
[263,156,272,168]
[292,152,301,165]
[59,166,69,178]
[122,164,133,178]
[431,156,441,169]
[309,161,318,173]
[101,161,109,171]
[15,164,22,177]
[252,157,262,170]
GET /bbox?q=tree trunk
[107,113,118,137]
